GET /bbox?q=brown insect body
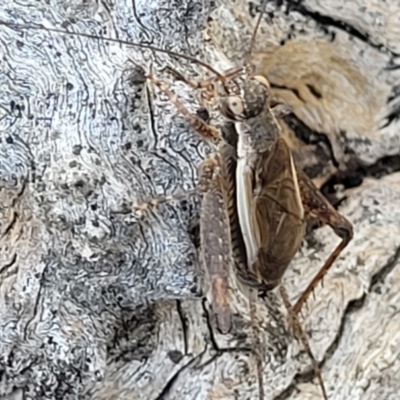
[215,73,305,292]
[212,71,332,400]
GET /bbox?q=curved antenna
[243,0,268,66]
[0,20,225,80]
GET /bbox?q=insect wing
[253,138,305,285]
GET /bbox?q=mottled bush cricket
[0,2,354,398]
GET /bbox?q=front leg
[293,168,354,314]
[147,74,219,141]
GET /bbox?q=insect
[144,5,354,397]
[197,69,334,399]
[0,2,353,398]
[204,60,353,400]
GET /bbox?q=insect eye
[219,96,245,120]
[206,83,215,93]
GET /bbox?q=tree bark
[0,1,399,399]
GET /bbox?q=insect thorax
[215,71,279,156]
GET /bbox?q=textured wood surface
[0,1,399,399]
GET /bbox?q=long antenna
[0,20,225,79]
[244,0,268,65]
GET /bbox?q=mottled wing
[252,138,305,285]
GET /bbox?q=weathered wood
[0,1,399,399]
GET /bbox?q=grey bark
[0,1,399,399]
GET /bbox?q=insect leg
[248,289,265,400]
[199,154,233,334]
[293,168,354,314]
[133,190,198,214]
[279,285,328,400]
[146,74,219,140]
[163,66,213,91]
[133,153,233,334]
